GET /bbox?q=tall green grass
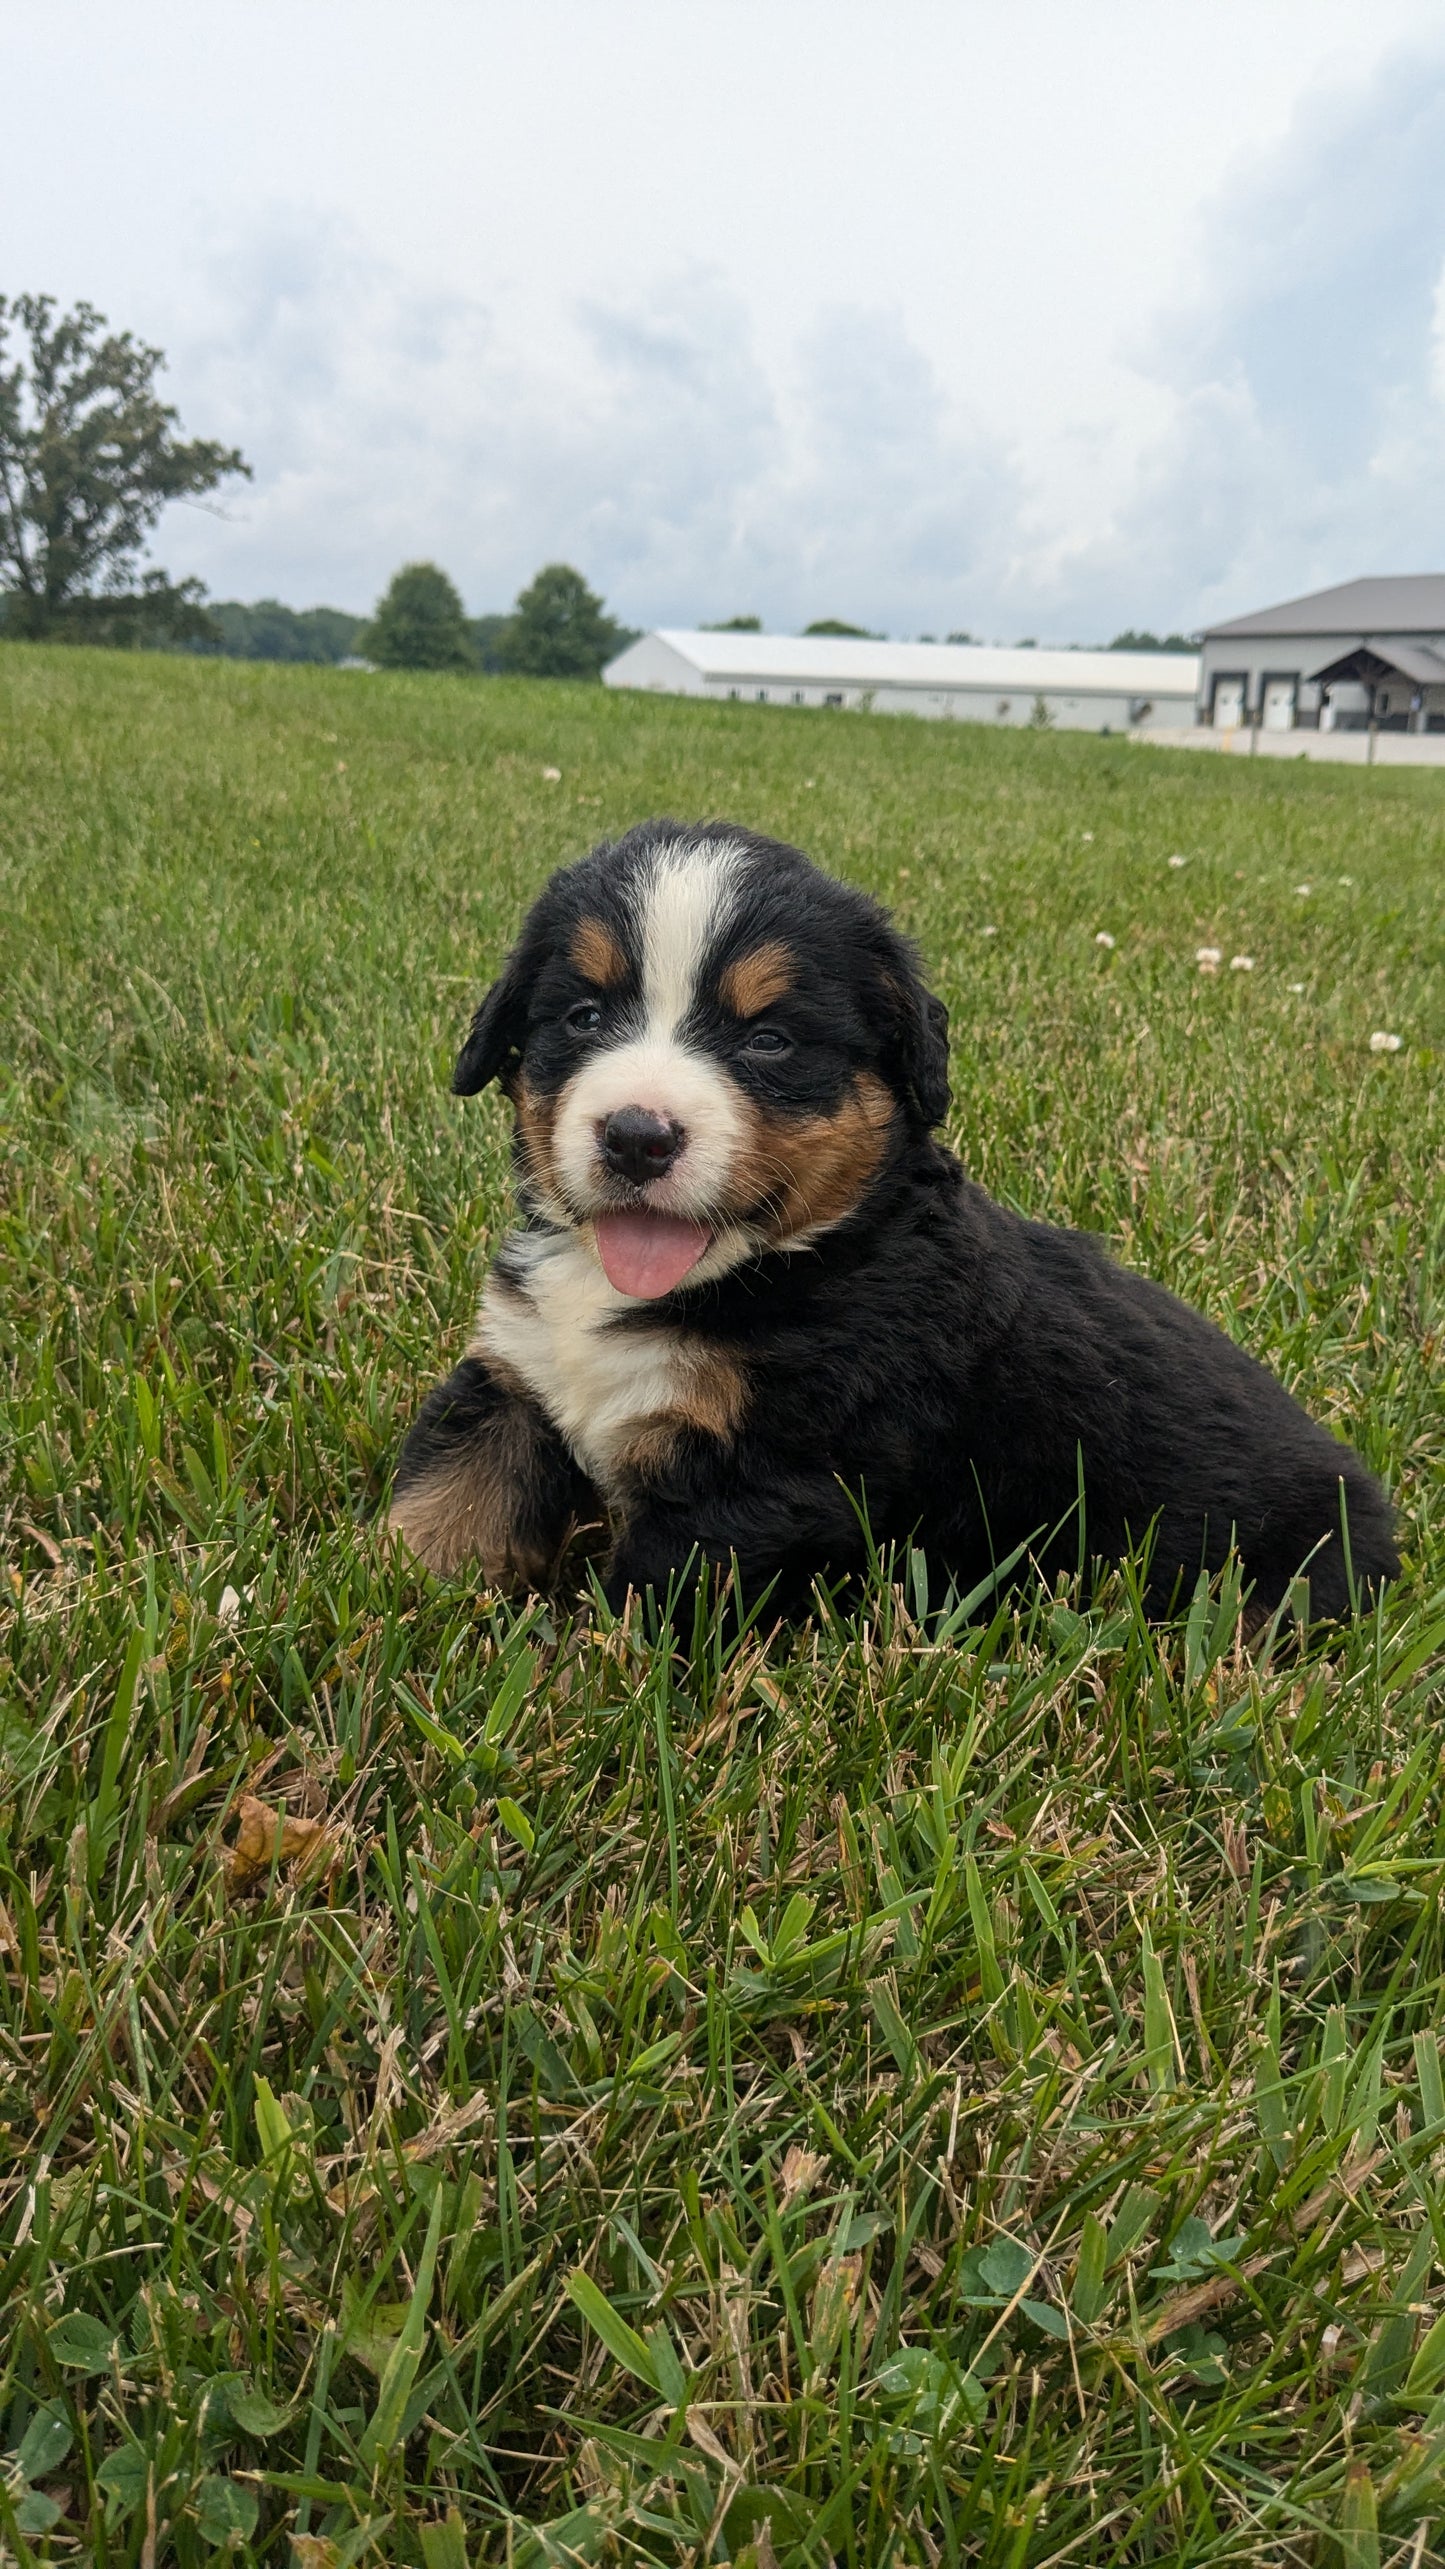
[1,646,1443,2565]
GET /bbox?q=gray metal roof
[1205,576,1445,640]
[1307,635,1445,687]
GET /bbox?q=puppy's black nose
[601,1106,684,1185]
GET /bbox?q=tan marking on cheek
[733,1070,894,1240]
[612,1344,748,1481]
[514,1077,561,1196]
[570,916,629,988]
[718,940,795,1018]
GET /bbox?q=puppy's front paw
[388,1459,530,1584]
[389,1354,598,1590]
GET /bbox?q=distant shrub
[200,600,364,663]
[1108,628,1198,653]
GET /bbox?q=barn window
[793,690,805,705]
[756,690,768,702]
[824,692,843,708]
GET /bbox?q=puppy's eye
[566,1000,603,1036]
[741,1027,791,1057]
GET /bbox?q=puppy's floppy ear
[910,988,952,1127]
[880,949,951,1128]
[452,952,528,1095]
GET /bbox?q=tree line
[185,565,637,682]
[0,291,1197,679]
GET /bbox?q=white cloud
[17,14,1444,637]
[167,216,1019,633]
[1039,43,1445,634]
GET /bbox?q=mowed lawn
[2,645,1444,2569]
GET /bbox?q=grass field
[1,644,1443,2568]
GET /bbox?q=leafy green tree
[804,618,875,638]
[362,562,474,671]
[0,293,249,641]
[500,563,635,680]
[703,614,762,631]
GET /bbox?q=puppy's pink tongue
[594,1212,712,1298]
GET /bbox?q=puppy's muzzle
[601,1106,684,1186]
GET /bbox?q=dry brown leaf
[686,2407,737,2477]
[18,1518,66,1570]
[226,1793,335,1893]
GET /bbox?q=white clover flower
[1338,874,1353,885]
[1230,955,1254,971]
[979,923,998,937]
[1196,946,1222,969]
[1369,1030,1403,1053]
[1168,854,1188,869]
[1294,882,1312,895]
[1082,831,1095,843]
[1288,982,1306,994]
[542,765,562,781]
[1095,931,1116,948]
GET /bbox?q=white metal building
[603,630,1200,732]
[1198,576,1445,734]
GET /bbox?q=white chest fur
[475,1229,688,1494]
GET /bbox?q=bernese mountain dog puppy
[391,818,1398,1625]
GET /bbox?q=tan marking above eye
[718,940,795,1018]
[570,916,629,988]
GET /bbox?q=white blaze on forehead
[632,839,744,1037]
[549,839,750,1221]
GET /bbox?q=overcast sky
[8,2,1445,638]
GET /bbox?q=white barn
[603,629,1200,733]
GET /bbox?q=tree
[703,614,762,631]
[362,562,474,671]
[500,563,635,679]
[804,617,875,638]
[201,599,364,663]
[1109,628,1197,654]
[467,612,511,673]
[0,293,249,641]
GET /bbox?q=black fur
[604,1147,1398,1621]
